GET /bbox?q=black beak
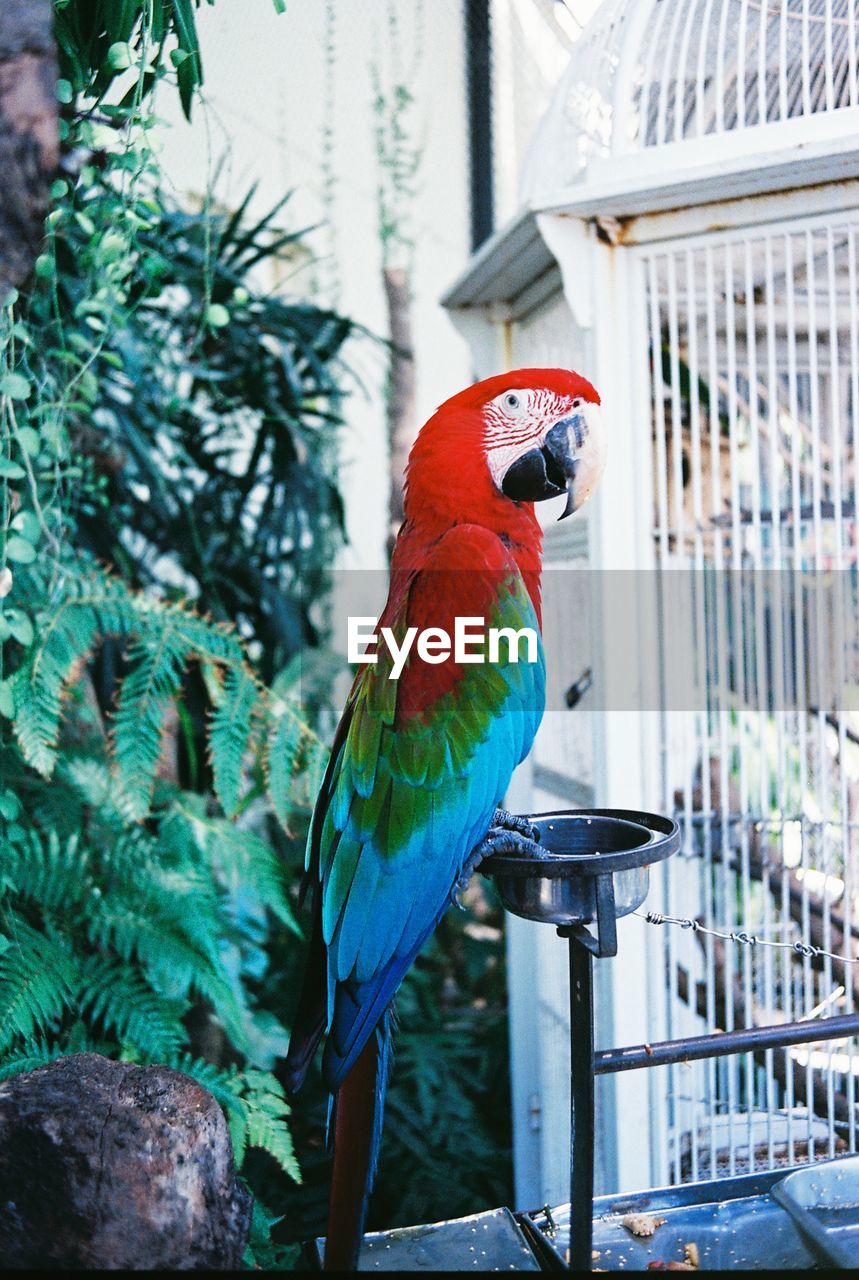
[501,413,587,519]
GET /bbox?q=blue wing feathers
[322,706,532,1089]
[322,832,363,945]
[354,883,394,983]
[332,852,381,982]
[324,735,539,1088]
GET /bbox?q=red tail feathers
[323,1035,379,1271]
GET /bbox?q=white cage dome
[521,0,859,202]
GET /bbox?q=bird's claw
[450,817,546,906]
[474,825,547,861]
[492,807,540,842]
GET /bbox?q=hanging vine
[370,0,425,556]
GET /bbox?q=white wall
[157,0,474,573]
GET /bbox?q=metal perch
[481,808,680,1272]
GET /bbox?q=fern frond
[94,833,221,955]
[86,878,217,982]
[84,869,250,1052]
[209,665,260,818]
[293,734,328,815]
[0,1040,64,1082]
[265,702,308,829]
[170,1053,244,1111]
[111,633,189,819]
[2,829,93,915]
[246,1107,300,1180]
[63,756,114,807]
[169,798,299,934]
[0,920,76,1054]
[241,1068,300,1180]
[16,770,85,837]
[12,570,246,794]
[77,956,187,1058]
[13,564,320,843]
[63,755,139,826]
[96,826,178,886]
[160,609,245,669]
[13,598,101,776]
[218,824,299,934]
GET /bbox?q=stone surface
[0,1053,252,1270]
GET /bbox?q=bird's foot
[491,807,540,841]
[450,817,545,910]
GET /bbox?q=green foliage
[267,703,307,828]
[211,667,260,818]
[0,5,343,1261]
[55,0,288,119]
[16,165,356,680]
[176,1057,300,1183]
[55,0,206,119]
[0,4,515,1266]
[0,920,75,1054]
[6,565,317,828]
[0,731,308,1176]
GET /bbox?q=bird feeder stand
[482,809,680,1272]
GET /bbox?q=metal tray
[524,1168,818,1270]
[307,1165,838,1270]
[310,1206,542,1271]
[773,1154,859,1269]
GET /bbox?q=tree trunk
[383,264,415,559]
[0,0,57,297]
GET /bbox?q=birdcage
[444,0,859,1210]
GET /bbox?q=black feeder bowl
[481,808,680,1272]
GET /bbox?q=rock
[0,1053,252,1270]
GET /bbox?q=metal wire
[637,908,859,966]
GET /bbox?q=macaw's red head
[403,368,605,539]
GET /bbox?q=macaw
[285,368,605,1270]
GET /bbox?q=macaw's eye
[572,396,584,410]
[504,393,521,411]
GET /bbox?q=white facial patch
[486,437,538,490]
[483,387,567,491]
[483,390,605,505]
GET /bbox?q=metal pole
[463,0,494,251]
[568,937,595,1272]
[594,1011,859,1075]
